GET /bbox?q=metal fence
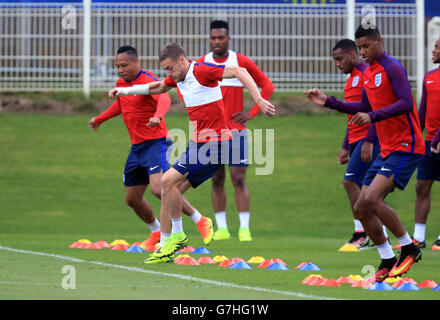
[0,1,422,95]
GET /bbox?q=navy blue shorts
[417,140,440,181]
[172,140,230,188]
[344,138,380,187]
[123,138,172,187]
[229,129,249,167]
[363,151,422,190]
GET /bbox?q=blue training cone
[368,282,394,291]
[266,262,289,270]
[192,247,212,254]
[396,283,421,291]
[228,261,253,270]
[433,284,440,291]
[297,263,321,271]
[125,245,146,253]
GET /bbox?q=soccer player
[89,45,214,248]
[332,39,380,249]
[407,37,440,250]
[305,25,424,281]
[109,42,275,264]
[197,20,274,242]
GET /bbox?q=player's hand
[338,148,349,165]
[431,142,440,154]
[108,88,119,98]
[147,117,161,127]
[232,112,252,124]
[304,88,327,106]
[361,141,373,163]
[108,87,128,98]
[88,117,100,131]
[349,112,371,126]
[257,98,276,116]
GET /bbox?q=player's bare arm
[222,66,275,116]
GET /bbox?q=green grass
[1,112,440,301]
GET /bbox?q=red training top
[94,69,170,145]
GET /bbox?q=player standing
[197,20,274,242]
[332,39,380,249]
[305,26,424,281]
[405,37,440,250]
[109,43,275,264]
[89,46,214,248]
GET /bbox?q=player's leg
[229,165,252,241]
[355,177,397,282]
[412,141,440,248]
[211,166,230,240]
[413,179,433,246]
[125,184,161,246]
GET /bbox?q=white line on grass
[0,245,343,300]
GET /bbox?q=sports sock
[354,219,364,232]
[397,232,412,247]
[160,232,170,247]
[171,217,183,234]
[147,219,161,233]
[239,212,250,229]
[413,223,426,242]
[376,241,395,260]
[382,225,389,239]
[189,209,202,224]
[214,211,227,229]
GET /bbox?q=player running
[89,45,214,248]
[332,39,380,249]
[109,43,275,264]
[198,20,274,242]
[305,25,424,282]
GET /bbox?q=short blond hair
[159,42,187,62]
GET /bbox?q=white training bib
[204,50,244,88]
[176,61,223,108]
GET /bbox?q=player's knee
[343,179,356,192]
[231,174,246,189]
[160,173,175,193]
[212,174,225,190]
[150,186,161,199]
[125,195,141,209]
[415,181,430,198]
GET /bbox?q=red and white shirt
[197,50,274,131]
[164,61,232,143]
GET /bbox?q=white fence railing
[0,1,423,97]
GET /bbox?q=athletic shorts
[344,138,380,187]
[417,140,440,181]
[362,151,421,190]
[229,129,249,167]
[172,139,231,188]
[123,137,172,187]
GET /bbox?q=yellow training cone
[385,276,401,284]
[110,239,130,246]
[338,244,360,252]
[247,256,265,264]
[78,239,92,244]
[213,255,228,263]
[349,274,364,281]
